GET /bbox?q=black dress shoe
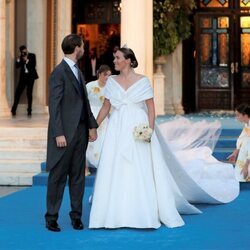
[27,112,32,117]
[11,110,16,116]
[71,219,84,230]
[46,220,61,232]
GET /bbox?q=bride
[89,46,239,229]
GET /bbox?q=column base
[165,104,175,115]
[173,104,184,115]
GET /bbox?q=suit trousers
[12,74,35,113]
[45,121,88,222]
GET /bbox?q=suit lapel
[78,70,88,98]
[61,60,83,98]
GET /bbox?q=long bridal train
[156,117,239,204]
[89,77,239,229]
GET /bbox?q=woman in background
[228,103,250,182]
[85,65,111,175]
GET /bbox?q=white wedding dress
[89,76,239,229]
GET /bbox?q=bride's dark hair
[118,47,138,68]
[236,103,250,117]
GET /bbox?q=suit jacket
[46,60,98,171]
[16,53,39,80]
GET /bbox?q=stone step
[0,148,46,160]
[0,137,47,148]
[220,128,241,137]
[0,159,42,172]
[215,138,236,149]
[0,172,38,186]
[213,148,234,161]
[0,127,47,137]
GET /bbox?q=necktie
[74,64,83,84]
[74,64,84,97]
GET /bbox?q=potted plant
[153,0,196,60]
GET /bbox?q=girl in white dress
[227,104,250,182]
[89,47,239,229]
[85,65,111,173]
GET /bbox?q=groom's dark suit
[45,59,98,223]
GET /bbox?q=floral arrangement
[153,0,196,57]
[133,124,153,143]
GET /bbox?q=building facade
[1,0,250,118]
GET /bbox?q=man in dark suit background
[11,45,39,116]
[45,34,98,232]
[85,47,101,83]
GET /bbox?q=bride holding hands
[89,46,239,229]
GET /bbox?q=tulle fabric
[157,117,239,203]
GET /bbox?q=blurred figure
[11,45,39,116]
[85,65,112,176]
[103,45,119,75]
[85,47,100,82]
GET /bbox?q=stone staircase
[33,126,242,187]
[0,115,241,187]
[0,126,47,185]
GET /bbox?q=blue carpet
[0,184,250,250]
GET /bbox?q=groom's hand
[89,128,97,142]
[56,135,67,147]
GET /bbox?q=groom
[45,34,98,232]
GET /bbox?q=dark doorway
[182,15,196,113]
[72,0,121,83]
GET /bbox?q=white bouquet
[133,124,153,143]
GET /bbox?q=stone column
[163,43,184,115]
[172,43,184,115]
[164,55,175,114]
[153,58,166,115]
[5,0,15,108]
[121,0,153,81]
[0,0,10,117]
[55,0,72,65]
[26,0,47,113]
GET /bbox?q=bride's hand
[89,128,97,142]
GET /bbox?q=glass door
[195,14,233,110]
[194,0,250,110]
[234,14,250,106]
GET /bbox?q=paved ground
[0,186,28,198]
